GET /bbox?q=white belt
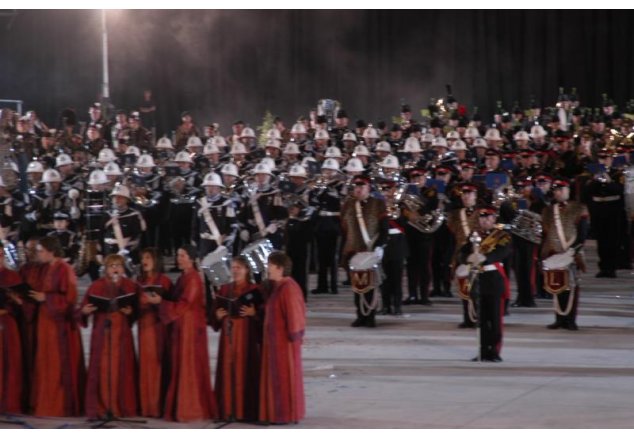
[592,195,620,202]
[388,229,403,235]
[319,211,340,217]
[104,238,118,245]
[482,264,498,272]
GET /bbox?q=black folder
[88,292,137,313]
[215,289,263,317]
[142,285,166,297]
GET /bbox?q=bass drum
[240,239,274,275]
[201,246,232,288]
[348,251,383,294]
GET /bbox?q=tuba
[398,190,446,234]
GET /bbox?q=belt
[319,211,340,217]
[592,195,620,202]
[104,238,118,245]
[482,264,498,272]
[388,228,403,235]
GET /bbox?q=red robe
[31,258,85,417]
[160,268,217,422]
[0,267,24,413]
[259,277,306,424]
[80,277,139,418]
[210,281,262,421]
[136,272,172,417]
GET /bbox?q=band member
[79,253,139,419]
[341,175,388,328]
[0,244,24,413]
[148,245,217,422]
[259,251,306,425]
[192,172,237,258]
[210,256,262,422]
[103,183,147,263]
[447,183,480,328]
[30,236,85,416]
[137,248,173,418]
[47,211,80,264]
[457,206,511,362]
[541,179,589,330]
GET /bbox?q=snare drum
[240,239,274,275]
[349,252,383,294]
[201,246,232,287]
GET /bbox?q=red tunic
[160,268,217,422]
[210,281,262,421]
[136,272,172,417]
[80,277,140,418]
[0,267,24,413]
[30,259,85,417]
[258,277,306,424]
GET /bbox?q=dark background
[1,10,633,136]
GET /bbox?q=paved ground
[3,240,634,429]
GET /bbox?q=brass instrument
[398,189,446,234]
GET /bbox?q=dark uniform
[103,204,147,263]
[191,193,238,258]
[284,183,313,300]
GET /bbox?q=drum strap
[554,204,576,251]
[355,201,372,250]
[200,198,222,246]
[460,208,471,239]
[110,212,128,253]
[250,193,268,237]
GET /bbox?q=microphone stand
[90,277,146,429]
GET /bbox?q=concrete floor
[2,240,634,429]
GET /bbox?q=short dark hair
[39,235,64,258]
[268,251,292,276]
[179,244,198,269]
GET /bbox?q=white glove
[374,246,384,260]
[239,229,250,242]
[117,248,130,257]
[467,253,486,265]
[265,223,278,235]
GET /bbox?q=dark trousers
[170,204,193,261]
[288,240,309,301]
[406,234,433,301]
[513,237,537,305]
[354,289,376,324]
[432,226,454,295]
[552,287,580,327]
[316,231,339,293]
[477,272,504,359]
[381,257,404,311]
[594,215,619,273]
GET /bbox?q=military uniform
[238,183,288,250]
[191,192,237,258]
[103,205,147,262]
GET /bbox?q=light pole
[101,9,110,100]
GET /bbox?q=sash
[460,208,471,239]
[355,201,372,250]
[554,204,576,252]
[249,192,268,237]
[110,212,128,252]
[199,198,222,246]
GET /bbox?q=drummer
[340,175,389,328]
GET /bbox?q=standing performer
[259,251,306,425]
[136,248,172,418]
[457,206,511,362]
[30,236,85,417]
[0,245,24,414]
[210,256,263,422]
[148,245,217,422]
[541,179,589,330]
[79,254,139,419]
[340,176,388,328]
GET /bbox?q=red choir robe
[258,277,306,424]
[136,272,172,417]
[30,258,85,417]
[0,267,24,413]
[160,268,217,422]
[80,277,140,418]
[210,281,263,421]
[17,261,44,411]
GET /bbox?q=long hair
[179,244,199,270]
[231,255,253,283]
[139,247,164,280]
[38,235,64,258]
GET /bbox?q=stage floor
[3,240,634,429]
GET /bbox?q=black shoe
[596,271,617,278]
[351,319,363,327]
[342,280,351,286]
[430,290,443,297]
[379,308,392,315]
[366,318,376,328]
[311,289,327,295]
[458,321,476,329]
[526,301,537,308]
[403,297,418,305]
[419,299,433,306]
[441,291,453,298]
[330,289,339,295]
[393,308,403,316]
[566,322,579,331]
[547,321,562,330]
[491,355,503,362]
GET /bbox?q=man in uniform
[340,175,388,328]
[541,179,589,330]
[457,205,512,362]
[103,183,147,267]
[191,172,237,258]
